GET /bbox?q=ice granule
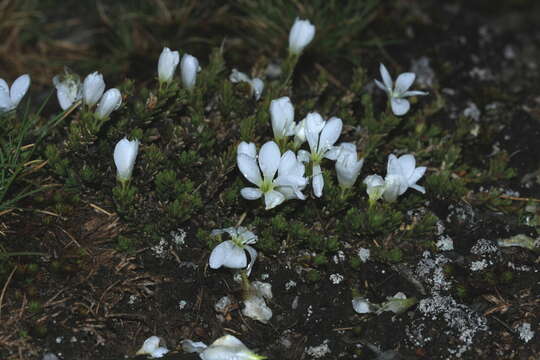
[305,340,331,359]
[470,259,489,271]
[418,294,487,347]
[357,247,371,263]
[517,322,534,343]
[329,273,344,285]
[436,235,454,251]
[470,239,498,255]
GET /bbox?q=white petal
[297,150,311,163]
[379,63,393,90]
[237,142,257,159]
[409,166,427,185]
[258,141,280,180]
[264,190,285,210]
[395,72,416,94]
[403,90,428,97]
[383,174,403,202]
[10,74,30,107]
[410,184,426,194]
[181,339,208,353]
[312,164,324,197]
[364,174,385,187]
[244,245,258,276]
[222,245,248,269]
[390,98,410,116]
[237,154,262,185]
[278,150,297,176]
[229,68,250,83]
[305,112,325,153]
[324,146,340,161]
[208,241,229,269]
[238,228,258,244]
[387,154,401,176]
[83,71,105,107]
[240,187,263,200]
[397,154,416,179]
[243,295,272,323]
[374,79,388,93]
[250,78,264,100]
[318,117,342,153]
[270,97,294,139]
[210,335,246,348]
[151,348,169,358]
[0,82,11,111]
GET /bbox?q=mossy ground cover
[0,1,539,359]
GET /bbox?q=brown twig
[0,267,17,320]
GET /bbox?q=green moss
[306,270,321,283]
[425,172,467,200]
[376,247,403,263]
[340,205,403,237]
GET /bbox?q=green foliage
[232,0,380,63]
[340,205,403,237]
[425,172,467,200]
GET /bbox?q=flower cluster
[364,154,427,204]
[53,70,122,119]
[158,46,200,90]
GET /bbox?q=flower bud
[270,96,295,140]
[335,143,364,189]
[95,88,121,119]
[364,174,385,204]
[83,71,105,107]
[53,73,82,110]
[288,18,316,55]
[293,118,306,146]
[250,78,264,100]
[158,47,180,84]
[180,54,199,90]
[114,137,139,182]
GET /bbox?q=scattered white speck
[178,300,187,310]
[463,102,480,121]
[329,273,344,284]
[306,305,313,319]
[332,250,346,264]
[470,239,498,255]
[285,280,297,291]
[507,262,532,272]
[517,322,534,343]
[214,296,232,314]
[70,336,77,343]
[151,238,168,259]
[260,273,270,280]
[305,340,331,358]
[470,259,489,271]
[55,336,63,344]
[128,295,138,305]
[436,235,454,251]
[357,248,370,263]
[170,228,186,247]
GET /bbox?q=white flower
[364,174,385,203]
[229,69,264,100]
[270,96,295,140]
[53,72,83,110]
[237,141,307,209]
[386,154,426,195]
[288,18,316,55]
[95,88,121,119]
[335,143,364,189]
[374,63,428,116]
[158,47,180,83]
[0,74,30,112]
[114,137,139,181]
[209,227,258,276]
[136,336,169,358]
[182,335,266,360]
[297,113,343,197]
[274,150,307,200]
[363,173,402,203]
[83,71,105,107]
[181,53,200,90]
